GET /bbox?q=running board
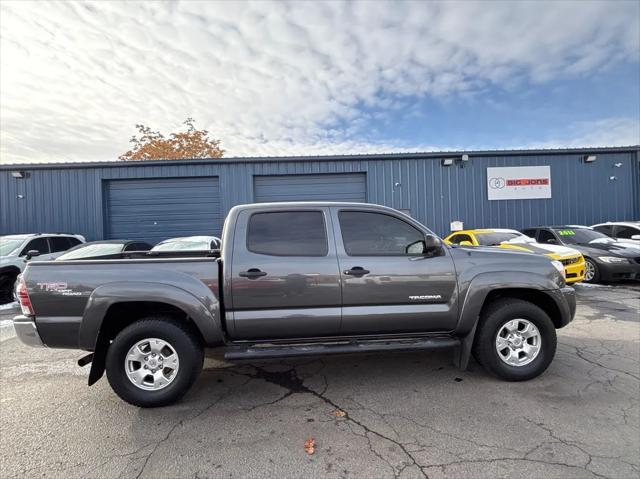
[224,337,459,361]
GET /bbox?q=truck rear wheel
[472,299,557,381]
[105,316,204,407]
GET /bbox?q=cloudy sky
[1,1,639,164]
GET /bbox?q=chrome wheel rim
[125,338,179,391]
[584,260,595,282]
[495,319,541,367]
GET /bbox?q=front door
[229,208,342,340]
[332,208,459,334]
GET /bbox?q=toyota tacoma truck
[13,202,576,407]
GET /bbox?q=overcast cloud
[1,0,639,163]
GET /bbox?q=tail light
[16,279,35,316]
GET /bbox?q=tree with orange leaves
[119,118,224,161]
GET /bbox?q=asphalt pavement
[0,283,638,479]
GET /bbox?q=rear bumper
[12,315,45,347]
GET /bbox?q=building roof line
[1,145,638,170]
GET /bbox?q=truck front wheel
[472,299,557,381]
[105,316,204,407]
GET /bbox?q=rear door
[48,237,76,259]
[229,208,342,340]
[332,207,459,334]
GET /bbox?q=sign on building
[487,166,551,200]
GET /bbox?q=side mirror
[25,250,40,260]
[424,234,444,256]
[459,240,473,246]
[631,235,640,240]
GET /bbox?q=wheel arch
[80,282,223,386]
[454,272,570,370]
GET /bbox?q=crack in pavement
[229,363,431,479]
[133,375,252,479]
[563,344,640,381]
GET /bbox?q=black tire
[472,299,557,381]
[105,316,204,407]
[584,258,600,283]
[0,271,19,306]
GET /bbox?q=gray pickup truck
[13,202,576,407]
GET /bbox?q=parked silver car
[0,233,85,304]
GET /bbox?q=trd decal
[36,282,82,296]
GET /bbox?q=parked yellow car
[444,229,585,284]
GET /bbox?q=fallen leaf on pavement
[304,437,315,455]
[332,409,347,418]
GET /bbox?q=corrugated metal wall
[1,149,638,240]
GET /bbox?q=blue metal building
[1,146,638,243]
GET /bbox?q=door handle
[344,267,370,276]
[239,268,267,279]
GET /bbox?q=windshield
[152,239,213,251]
[552,228,610,245]
[475,232,521,246]
[56,243,124,260]
[0,238,25,256]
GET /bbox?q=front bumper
[546,286,576,328]
[564,258,586,284]
[597,260,640,282]
[13,315,45,347]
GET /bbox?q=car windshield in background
[552,228,610,244]
[57,243,125,260]
[152,240,211,251]
[0,238,25,256]
[475,232,521,246]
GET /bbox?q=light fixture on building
[614,162,623,167]
[441,158,455,166]
[11,171,25,178]
[609,176,617,181]
[461,154,469,162]
[583,155,597,163]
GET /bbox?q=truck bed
[22,257,221,349]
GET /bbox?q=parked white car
[0,233,85,304]
[591,222,640,245]
[150,235,221,252]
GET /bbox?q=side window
[521,229,537,239]
[67,237,82,247]
[593,225,613,236]
[50,237,72,253]
[339,211,425,256]
[537,230,556,244]
[20,237,50,256]
[124,243,149,252]
[247,211,328,256]
[450,234,472,244]
[615,226,638,239]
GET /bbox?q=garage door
[254,173,367,203]
[105,177,221,244]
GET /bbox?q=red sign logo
[506,178,549,187]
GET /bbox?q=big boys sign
[487,166,551,200]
